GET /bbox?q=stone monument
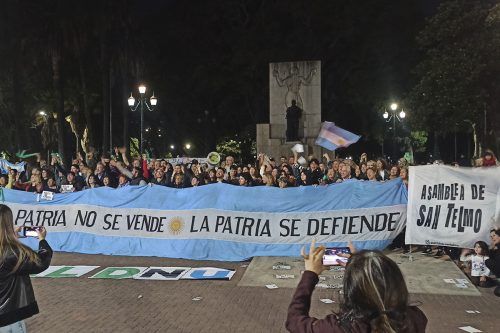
[257,60,323,158]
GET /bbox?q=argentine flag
[315,121,361,151]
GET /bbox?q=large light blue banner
[2,179,408,261]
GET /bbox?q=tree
[407,0,500,157]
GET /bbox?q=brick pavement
[26,252,499,333]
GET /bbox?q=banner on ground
[406,165,500,248]
[2,180,407,261]
[32,266,235,280]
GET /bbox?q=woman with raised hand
[286,240,427,332]
[0,204,53,332]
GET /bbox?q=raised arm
[110,160,133,179]
[16,228,53,275]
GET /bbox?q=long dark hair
[340,250,412,332]
[474,241,489,256]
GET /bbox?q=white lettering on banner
[406,165,500,248]
[7,202,406,244]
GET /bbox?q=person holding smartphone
[286,240,427,333]
[0,204,53,332]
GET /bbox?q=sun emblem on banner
[168,217,184,235]
[335,138,346,146]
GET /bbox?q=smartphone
[23,226,41,238]
[323,247,351,265]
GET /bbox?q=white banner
[165,157,208,165]
[9,202,406,245]
[406,165,500,248]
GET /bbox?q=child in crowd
[460,241,495,288]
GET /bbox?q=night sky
[0,0,441,159]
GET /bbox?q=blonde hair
[262,172,275,186]
[30,174,41,185]
[0,204,40,273]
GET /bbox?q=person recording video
[0,204,53,332]
[286,240,427,333]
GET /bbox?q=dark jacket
[377,170,390,181]
[286,271,427,333]
[129,176,146,186]
[485,246,500,276]
[0,240,52,327]
[307,169,323,185]
[151,176,169,186]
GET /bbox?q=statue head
[291,100,297,106]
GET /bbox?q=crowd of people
[0,147,499,332]
[0,147,419,194]
[1,147,498,194]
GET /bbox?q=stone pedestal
[257,60,325,159]
[256,123,327,159]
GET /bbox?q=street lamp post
[382,103,406,162]
[127,84,158,155]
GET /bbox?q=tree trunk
[100,33,110,154]
[12,50,25,151]
[122,77,130,149]
[76,38,93,150]
[432,131,441,161]
[51,49,66,164]
[471,122,481,159]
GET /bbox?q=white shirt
[461,254,490,277]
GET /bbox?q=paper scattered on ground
[455,283,468,288]
[316,283,342,289]
[328,267,345,272]
[275,274,295,279]
[191,297,203,301]
[272,264,291,270]
[265,284,279,289]
[443,278,455,283]
[458,326,482,333]
[455,279,470,284]
[465,310,480,314]
[319,298,335,304]
[137,294,143,299]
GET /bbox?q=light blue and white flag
[315,121,361,151]
[3,180,407,261]
[0,159,26,174]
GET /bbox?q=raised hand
[301,239,327,275]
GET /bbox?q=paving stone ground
[26,252,499,333]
